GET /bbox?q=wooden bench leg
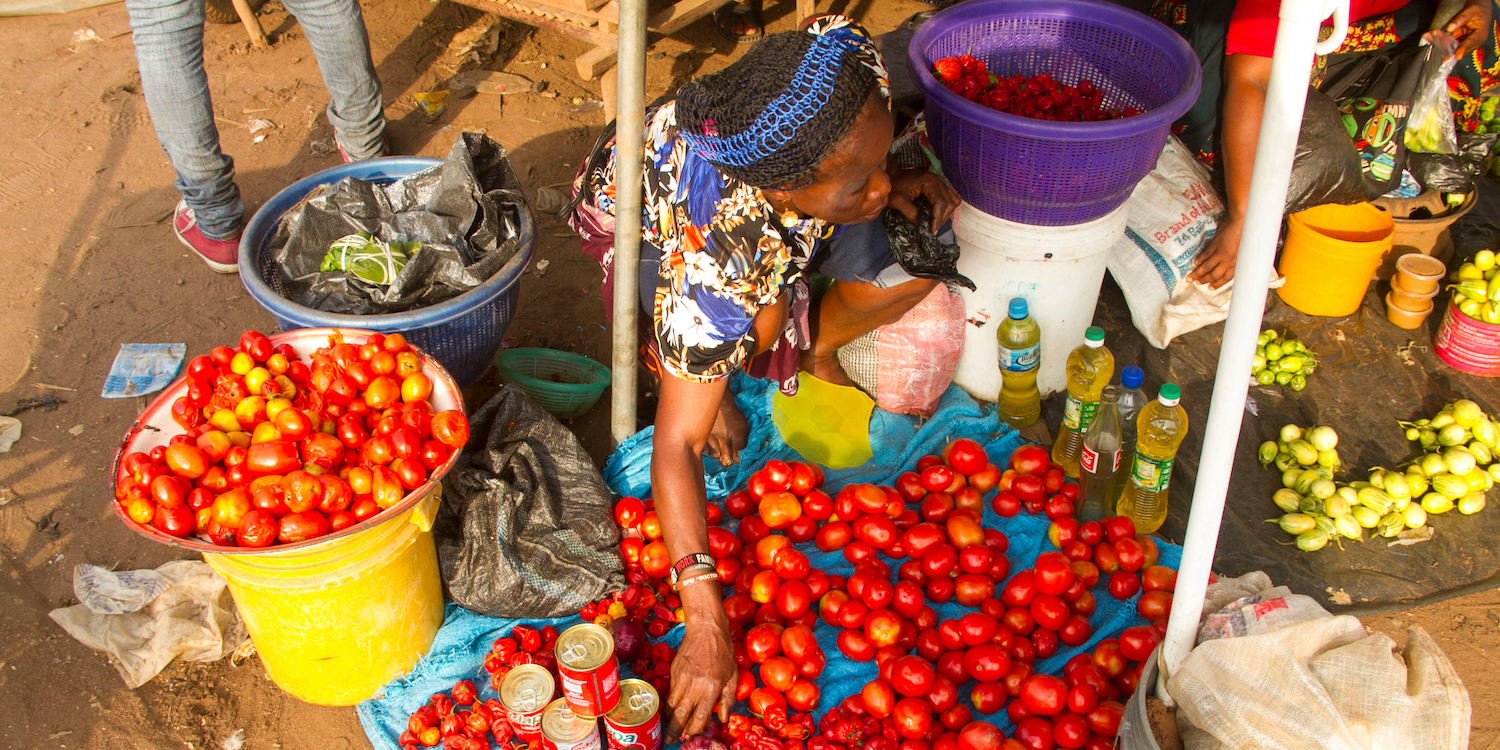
[797,0,814,24]
[601,65,618,122]
[231,0,270,49]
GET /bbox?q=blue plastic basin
[237,157,535,386]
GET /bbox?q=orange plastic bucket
[1276,203,1394,316]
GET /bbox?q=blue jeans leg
[284,0,386,159]
[127,0,243,240]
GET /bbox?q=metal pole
[1158,0,1350,697]
[611,0,648,445]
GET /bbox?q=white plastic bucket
[952,201,1128,398]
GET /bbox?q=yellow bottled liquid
[1051,327,1115,478]
[997,297,1042,429]
[1115,383,1188,534]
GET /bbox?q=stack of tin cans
[498,623,662,750]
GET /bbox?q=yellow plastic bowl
[772,373,875,469]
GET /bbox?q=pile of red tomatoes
[681,438,1178,750]
[930,57,1142,123]
[987,446,1078,519]
[113,329,470,547]
[606,497,711,638]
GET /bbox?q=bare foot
[705,395,748,464]
[800,349,856,387]
[714,1,763,43]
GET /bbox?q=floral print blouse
[578,101,835,386]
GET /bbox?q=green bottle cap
[1084,326,1105,346]
[1159,383,1181,405]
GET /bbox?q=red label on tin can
[549,728,604,750]
[556,624,622,717]
[605,680,662,750]
[605,717,662,750]
[508,702,547,742]
[501,664,556,743]
[559,657,620,717]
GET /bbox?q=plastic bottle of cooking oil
[1108,365,1148,501]
[1051,327,1115,478]
[997,298,1041,429]
[1116,383,1189,534]
[1077,385,1122,523]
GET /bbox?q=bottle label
[1081,446,1120,475]
[998,344,1040,374]
[1129,453,1175,493]
[1062,395,1101,432]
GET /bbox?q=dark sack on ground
[435,386,623,618]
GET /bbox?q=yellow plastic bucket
[1276,202,1394,317]
[204,488,445,706]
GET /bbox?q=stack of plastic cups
[1386,254,1445,329]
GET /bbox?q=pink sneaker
[173,200,240,274]
[339,139,389,164]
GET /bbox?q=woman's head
[676,17,894,225]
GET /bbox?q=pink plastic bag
[839,283,966,417]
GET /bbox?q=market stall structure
[38,0,1500,747]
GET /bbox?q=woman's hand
[888,165,959,231]
[1188,217,1244,289]
[1445,0,1493,60]
[666,593,737,743]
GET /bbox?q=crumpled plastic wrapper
[1409,131,1498,195]
[49,561,243,688]
[270,133,529,314]
[0,416,19,452]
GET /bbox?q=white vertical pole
[611,0,648,445]
[1158,0,1350,694]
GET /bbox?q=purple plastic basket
[909,0,1201,226]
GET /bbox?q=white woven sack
[1168,577,1470,750]
[1107,137,1236,349]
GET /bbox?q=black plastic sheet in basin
[270,133,528,314]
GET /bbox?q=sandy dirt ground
[0,0,1496,748]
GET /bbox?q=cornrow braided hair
[676,15,890,190]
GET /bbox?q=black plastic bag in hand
[435,386,623,619]
[881,196,974,290]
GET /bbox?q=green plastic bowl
[494,348,612,419]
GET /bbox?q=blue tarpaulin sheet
[359,374,1179,749]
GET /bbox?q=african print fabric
[570,102,834,394]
